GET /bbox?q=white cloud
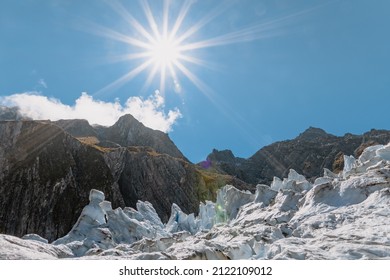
[0,91,182,132]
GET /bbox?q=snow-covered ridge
[1,143,390,260]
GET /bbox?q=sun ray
[107,52,152,63]
[85,21,152,49]
[174,61,213,99]
[178,5,326,51]
[162,0,170,38]
[141,62,160,93]
[169,0,194,40]
[159,64,166,96]
[95,58,154,96]
[177,54,220,70]
[93,0,248,95]
[167,63,177,80]
[178,23,281,52]
[107,1,156,44]
[90,0,324,99]
[139,0,161,41]
[175,2,232,46]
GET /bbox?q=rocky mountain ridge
[53,114,186,160]
[205,126,390,185]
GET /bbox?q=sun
[149,36,180,70]
[94,0,222,96]
[93,0,291,97]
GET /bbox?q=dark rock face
[205,127,390,185]
[105,147,199,222]
[205,149,252,182]
[0,121,123,242]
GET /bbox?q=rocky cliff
[0,120,123,241]
[204,127,390,184]
[0,117,248,242]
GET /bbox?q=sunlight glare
[93,0,309,97]
[149,36,180,70]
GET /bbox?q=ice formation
[1,143,390,260]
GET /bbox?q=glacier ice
[1,143,390,260]
[166,203,199,234]
[22,234,48,244]
[270,169,312,192]
[377,143,390,161]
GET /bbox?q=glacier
[1,143,390,260]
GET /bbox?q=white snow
[1,143,390,260]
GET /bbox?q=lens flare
[90,0,320,100]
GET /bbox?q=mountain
[204,127,390,184]
[0,117,249,242]
[2,142,390,259]
[1,106,390,247]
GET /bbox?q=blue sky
[1,0,390,162]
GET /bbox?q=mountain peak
[117,114,138,123]
[297,127,332,141]
[104,114,186,160]
[208,149,236,163]
[114,114,143,129]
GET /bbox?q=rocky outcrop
[204,127,390,184]
[204,149,253,182]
